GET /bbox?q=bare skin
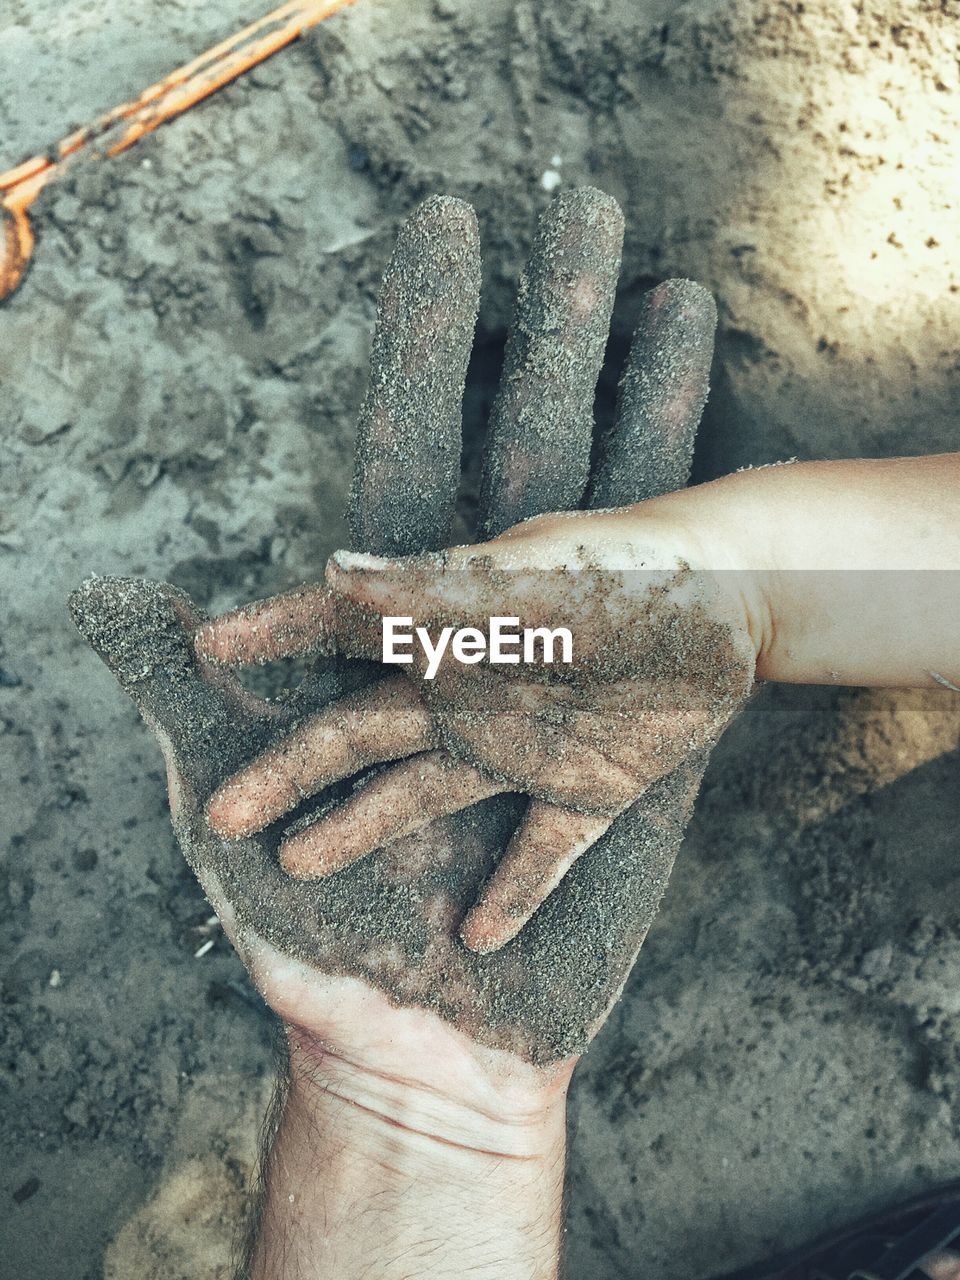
[219,904,572,1280]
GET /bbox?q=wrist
[250,1026,569,1280]
[655,460,959,687]
[243,947,573,1280]
[634,472,781,679]
[286,1022,569,1160]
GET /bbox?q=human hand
[72,188,721,1078]
[203,505,755,953]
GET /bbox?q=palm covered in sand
[72,188,744,1079]
[203,517,753,952]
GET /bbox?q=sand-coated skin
[69,189,734,1065]
[479,188,624,537]
[348,195,481,557]
[589,279,717,508]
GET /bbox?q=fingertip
[653,276,717,327]
[206,784,255,840]
[543,185,624,235]
[325,549,396,596]
[279,831,336,881]
[404,194,480,252]
[330,549,394,574]
[459,907,517,955]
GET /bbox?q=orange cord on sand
[0,0,358,302]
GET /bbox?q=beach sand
[3,1,960,1276]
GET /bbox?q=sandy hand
[77,185,728,1067]
[202,512,754,953]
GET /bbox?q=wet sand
[6,3,960,1276]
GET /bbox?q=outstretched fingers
[460,802,612,953]
[279,751,506,879]
[206,676,435,838]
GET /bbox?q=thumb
[324,546,508,624]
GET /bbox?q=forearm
[248,1028,568,1280]
[640,453,960,688]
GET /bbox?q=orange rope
[0,0,358,302]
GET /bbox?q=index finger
[349,195,481,556]
[195,584,336,665]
